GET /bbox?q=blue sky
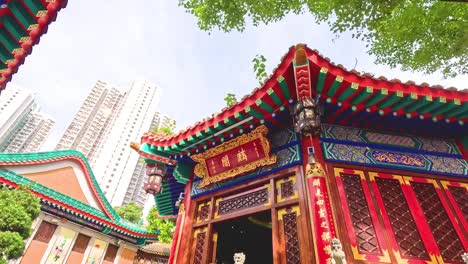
[8,0,466,149]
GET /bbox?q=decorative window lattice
[218,188,268,215]
[375,178,429,259]
[103,244,118,262]
[193,232,206,264]
[341,174,381,254]
[198,205,210,221]
[283,212,300,264]
[448,186,468,223]
[33,221,57,243]
[411,182,465,263]
[280,181,295,199]
[71,233,91,253]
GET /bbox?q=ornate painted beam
[0,28,20,53]
[405,95,433,113]
[417,97,446,115]
[350,86,373,105]
[277,76,291,101]
[378,90,403,109]
[315,67,328,93]
[337,82,359,102]
[326,76,344,97]
[1,15,29,42]
[9,1,38,30]
[445,102,468,118]
[364,88,388,107]
[256,98,275,113]
[431,98,460,116]
[267,88,283,107]
[23,0,47,16]
[391,93,417,111]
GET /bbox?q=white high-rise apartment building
[55,80,124,160]
[4,112,55,153]
[56,79,161,206]
[0,84,54,152]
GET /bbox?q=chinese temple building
[0,0,68,91]
[133,44,468,264]
[0,150,162,264]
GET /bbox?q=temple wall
[20,241,49,264]
[16,213,139,264]
[65,251,85,264]
[319,124,468,263]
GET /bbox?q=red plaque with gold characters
[192,125,277,188]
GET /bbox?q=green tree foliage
[114,202,143,224]
[224,93,237,107]
[0,231,24,264]
[179,0,467,77]
[253,55,268,84]
[153,116,177,135]
[157,127,175,135]
[0,186,41,263]
[146,207,175,243]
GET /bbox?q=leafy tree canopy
[224,93,237,107]
[0,231,24,263]
[146,207,175,243]
[179,0,467,77]
[153,116,177,135]
[114,202,143,224]
[0,186,40,263]
[157,127,175,135]
[253,54,268,84]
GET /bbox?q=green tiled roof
[0,150,156,238]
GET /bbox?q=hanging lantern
[291,97,321,136]
[144,164,166,195]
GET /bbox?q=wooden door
[187,167,313,264]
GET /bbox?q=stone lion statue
[233,252,246,264]
[330,238,346,264]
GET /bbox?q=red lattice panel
[281,181,295,199]
[411,182,465,263]
[448,186,468,223]
[341,174,381,254]
[375,178,429,260]
[198,205,210,221]
[193,232,206,264]
[218,188,268,215]
[283,212,300,264]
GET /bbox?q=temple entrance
[213,211,273,264]
[187,170,314,264]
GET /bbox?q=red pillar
[301,135,337,263]
[169,178,193,264]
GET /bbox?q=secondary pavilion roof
[139,44,467,163]
[0,150,158,245]
[0,0,67,91]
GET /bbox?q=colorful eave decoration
[138,44,467,163]
[191,125,277,188]
[130,142,176,165]
[0,0,68,90]
[0,151,158,242]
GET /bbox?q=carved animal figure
[330,238,346,264]
[233,252,246,264]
